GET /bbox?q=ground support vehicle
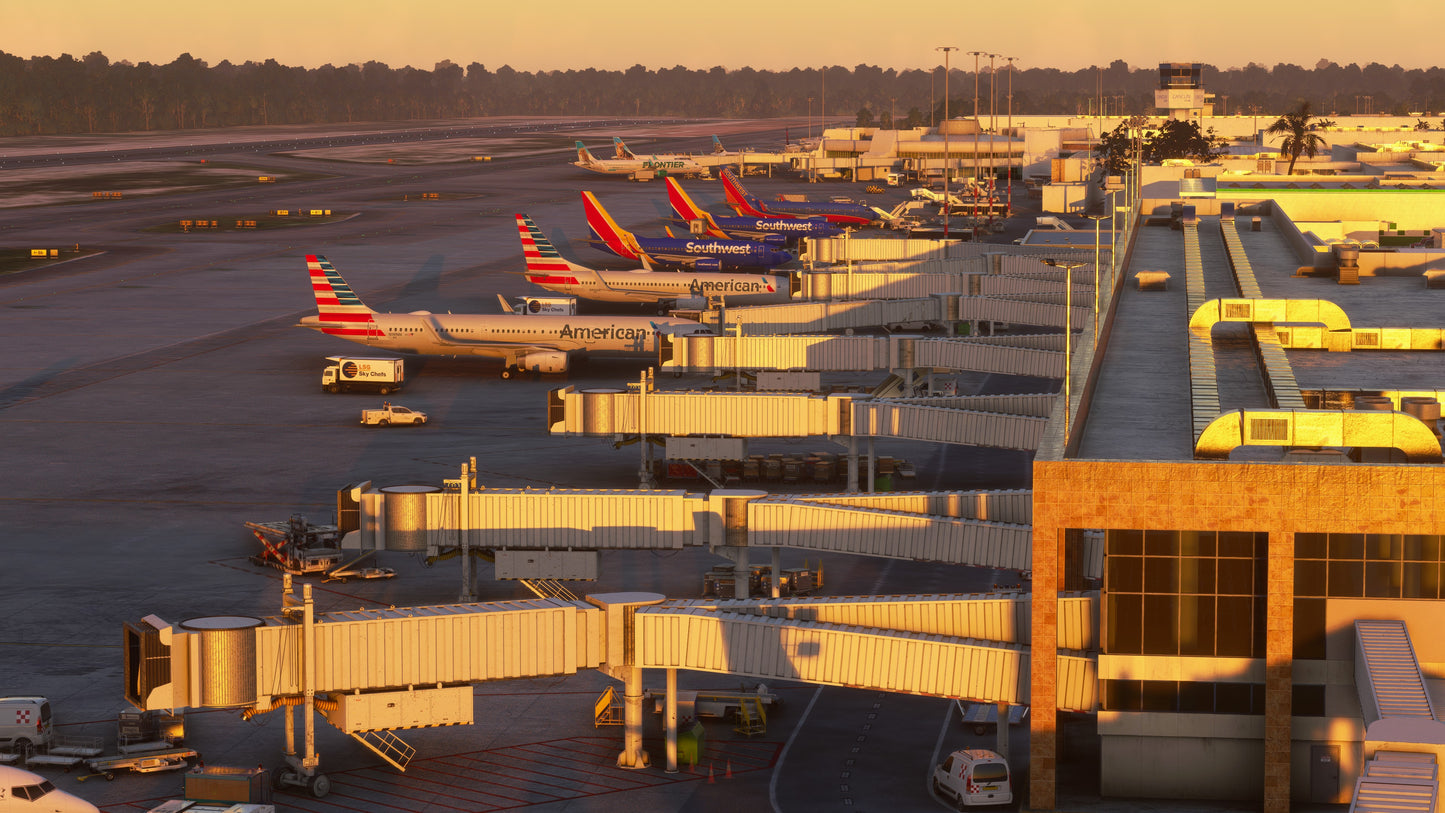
[321,356,404,394]
[955,699,1029,735]
[932,748,1013,807]
[82,747,199,780]
[245,515,342,576]
[702,564,821,598]
[360,403,426,426]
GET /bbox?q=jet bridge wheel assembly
[274,766,331,798]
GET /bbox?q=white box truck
[321,356,404,394]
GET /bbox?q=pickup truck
[360,403,427,426]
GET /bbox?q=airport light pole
[969,51,983,209]
[1086,214,1108,340]
[1005,57,1016,216]
[937,46,958,238]
[987,53,999,227]
[1044,258,1086,440]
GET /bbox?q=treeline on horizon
[6,52,1445,137]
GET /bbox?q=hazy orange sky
[3,0,1432,73]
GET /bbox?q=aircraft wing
[418,318,561,362]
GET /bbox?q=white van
[932,748,1012,807]
[0,697,53,755]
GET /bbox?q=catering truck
[321,356,404,394]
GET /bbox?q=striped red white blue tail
[515,214,596,285]
[306,255,383,338]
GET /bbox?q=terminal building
[1029,173,1445,811]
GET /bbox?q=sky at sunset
[3,0,1433,73]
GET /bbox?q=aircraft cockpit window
[13,781,56,800]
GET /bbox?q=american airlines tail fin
[514,213,599,284]
[720,168,768,217]
[581,191,645,261]
[665,177,724,237]
[711,135,726,154]
[612,136,637,160]
[575,141,598,165]
[305,255,384,337]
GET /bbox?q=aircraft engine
[519,351,568,374]
[693,258,722,272]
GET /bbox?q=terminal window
[1293,533,1444,659]
[1104,529,1266,658]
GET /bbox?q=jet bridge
[124,589,1098,788]
[546,386,1052,450]
[347,483,1105,579]
[660,332,1066,378]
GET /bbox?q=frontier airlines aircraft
[298,255,710,378]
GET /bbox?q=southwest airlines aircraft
[582,191,792,270]
[665,177,843,243]
[516,214,792,307]
[298,255,710,378]
[720,167,882,226]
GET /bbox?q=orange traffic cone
[708,763,715,783]
[726,761,733,779]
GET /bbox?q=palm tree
[1266,101,1331,175]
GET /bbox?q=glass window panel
[1217,596,1255,657]
[1330,533,1365,560]
[1403,535,1441,562]
[1142,594,1179,655]
[1296,533,1328,559]
[1108,556,1143,593]
[1106,594,1142,654]
[1109,529,1142,556]
[1179,682,1215,713]
[1179,595,1216,656]
[1141,681,1178,712]
[1145,530,1179,556]
[1366,534,1402,561]
[1253,599,1265,657]
[1365,561,1402,598]
[1145,557,1179,594]
[1294,598,1326,659]
[1218,559,1255,595]
[1179,531,1215,557]
[1179,557,1215,594]
[1216,682,1253,714]
[1219,531,1257,558]
[1328,561,1364,597]
[1292,685,1326,717]
[1403,562,1441,600]
[1104,679,1142,711]
[1295,560,1327,597]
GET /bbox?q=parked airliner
[720,168,883,226]
[666,177,843,243]
[516,214,792,308]
[298,255,710,378]
[573,141,710,180]
[582,192,793,270]
[0,765,98,812]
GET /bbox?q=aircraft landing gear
[500,366,515,379]
[273,765,331,798]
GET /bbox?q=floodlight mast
[938,46,959,238]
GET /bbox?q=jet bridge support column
[589,592,667,771]
[664,668,679,773]
[710,491,766,600]
[847,436,859,492]
[996,701,1010,760]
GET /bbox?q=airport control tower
[1154,62,1214,120]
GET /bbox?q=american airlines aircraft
[516,214,793,308]
[297,255,711,378]
[0,765,98,812]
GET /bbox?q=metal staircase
[349,729,417,772]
